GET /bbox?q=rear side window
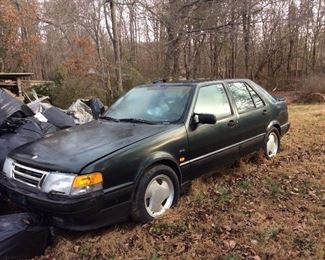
[228,82,255,113]
[253,83,277,103]
[194,84,232,118]
[247,85,265,108]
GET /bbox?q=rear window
[228,82,255,113]
[253,83,277,103]
[247,85,265,108]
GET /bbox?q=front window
[194,84,232,118]
[105,85,192,123]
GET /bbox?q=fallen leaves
[224,240,236,250]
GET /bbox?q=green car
[0,79,290,231]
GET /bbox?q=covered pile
[0,88,105,169]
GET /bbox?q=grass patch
[214,185,233,205]
[268,180,282,197]
[237,180,251,190]
[150,254,159,260]
[260,227,280,241]
[149,222,187,236]
[221,254,239,260]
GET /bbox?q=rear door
[227,81,269,154]
[186,83,241,179]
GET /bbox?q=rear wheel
[131,164,180,223]
[264,128,280,159]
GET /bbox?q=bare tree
[1,0,325,104]
[104,0,123,94]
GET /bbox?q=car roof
[137,79,252,88]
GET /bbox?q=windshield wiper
[99,116,120,122]
[119,118,158,125]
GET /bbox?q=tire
[264,127,280,159]
[131,164,180,223]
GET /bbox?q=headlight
[42,171,103,196]
[41,172,76,195]
[2,157,15,177]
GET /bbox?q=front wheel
[131,164,180,223]
[264,128,280,159]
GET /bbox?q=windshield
[105,85,192,123]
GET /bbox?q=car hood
[10,120,176,173]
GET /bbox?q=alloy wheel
[144,174,175,217]
[266,132,279,158]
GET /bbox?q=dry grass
[43,104,325,260]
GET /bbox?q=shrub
[298,74,325,103]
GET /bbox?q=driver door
[186,83,241,179]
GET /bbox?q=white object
[34,112,48,122]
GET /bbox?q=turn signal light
[179,157,186,162]
[72,172,103,188]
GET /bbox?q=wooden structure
[0,73,33,97]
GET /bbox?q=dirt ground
[43,104,325,260]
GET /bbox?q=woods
[0,0,324,105]
[0,2,324,259]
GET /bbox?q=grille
[12,162,49,188]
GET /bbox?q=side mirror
[192,113,216,125]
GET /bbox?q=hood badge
[32,154,39,160]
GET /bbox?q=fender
[132,151,182,198]
[266,120,281,134]
[135,151,182,182]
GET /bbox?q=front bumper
[0,174,133,231]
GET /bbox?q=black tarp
[0,88,66,168]
[27,100,76,129]
[0,89,33,125]
[86,98,105,120]
[0,118,57,168]
[0,213,53,259]
[42,106,75,129]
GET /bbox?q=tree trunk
[164,0,181,80]
[129,2,136,64]
[242,0,251,78]
[230,0,236,78]
[109,0,123,94]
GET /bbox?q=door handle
[228,120,238,127]
[262,109,268,115]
